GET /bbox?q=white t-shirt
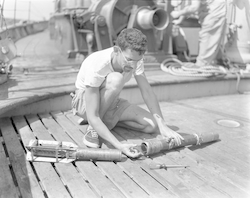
[75,47,144,89]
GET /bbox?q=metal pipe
[141,132,219,156]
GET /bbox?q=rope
[160,57,250,94]
[160,58,227,77]
[161,1,250,91]
[228,63,250,94]
[193,133,201,145]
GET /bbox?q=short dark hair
[116,28,147,55]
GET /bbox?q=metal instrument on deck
[149,163,189,170]
[141,132,219,156]
[26,139,126,163]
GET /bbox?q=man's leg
[196,9,226,66]
[117,104,160,135]
[77,72,123,125]
[83,72,125,147]
[98,72,125,119]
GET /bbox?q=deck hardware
[26,139,126,163]
[141,132,219,156]
[150,164,189,170]
[216,119,241,128]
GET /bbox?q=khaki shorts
[72,89,131,130]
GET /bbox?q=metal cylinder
[141,133,219,156]
[136,7,169,30]
[88,0,166,37]
[74,148,126,161]
[141,139,163,155]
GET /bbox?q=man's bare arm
[180,0,201,16]
[135,73,163,117]
[135,73,183,145]
[171,0,201,18]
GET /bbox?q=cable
[160,57,250,95]
[160,58,227,77]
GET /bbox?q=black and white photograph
[0,0,249,197]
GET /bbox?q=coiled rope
[160,57,227,77]
[160,57,250,94]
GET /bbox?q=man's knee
[105,72,124,91]
[143,121,158,134]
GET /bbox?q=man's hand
[172,16,185,25]
[153,114,184,146]
[171,10,181,19]
[119,143,142,158]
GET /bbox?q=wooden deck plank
[150,154,228,198]
[50,111,85,146]
[63,112,175,198]
[156,99,250,196]
[64,110,89,133]
[104,147,184,197]
[2,94,249,197]
[95,161,151,198]
[232,136,250,151]
[160,103,249,140]
[135,160,195,198]
[188,146,250,195]
[199,137,250,164]
[190,143,250,177]
[109,129,189,198]
[113,128,199,198]
[165,148,249,198]
[129,127,249,198]
[0,117,45,198]
[55,163,99,198]
[12,116,72,198]
[159,101,250,165]
[95,133,179,198]
[107,129,194,198]
[38,113,75,142]
[51,112,151,197]
[191,140,250,172]
[175,94,250,122]
[161,101,250,160]
[63,111,184,198]
[113,127,229,198]
[25,114,99,198]
[0,137,19,198]
[56,111,157,198]
[178,147,250,196]
[41,112,127,198]
[65,110,217,198]
[113,158,177,198]
[76,161,127,198]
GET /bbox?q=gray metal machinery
[49,0,189,62]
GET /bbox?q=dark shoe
[83,129,100,148]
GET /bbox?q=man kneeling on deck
[72,28,183,158]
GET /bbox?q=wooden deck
[1,94,249,198]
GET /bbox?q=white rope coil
[160,58,227,77]
[193,133,201,145]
